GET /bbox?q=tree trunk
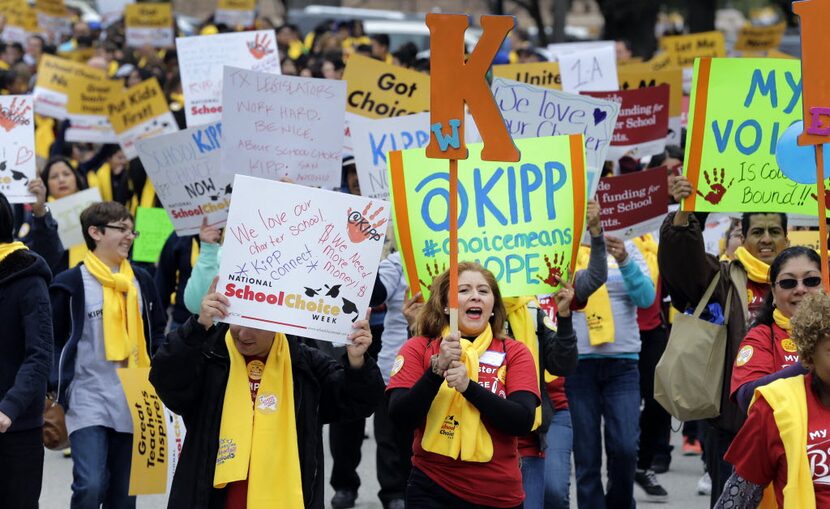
[596,0,659,59]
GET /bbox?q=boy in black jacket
[150,278,384,509]
[50,201,166,509]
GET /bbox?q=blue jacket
[0,249,53,432]
[49,262,167,410]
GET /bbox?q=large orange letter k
[426,14,520,162]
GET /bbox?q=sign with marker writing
[216,175,389,343]
[0,95,36,203]
[33,54,107,119]
[124,3,173,48]
[493,62,562,90]
[132,207,175,263]
[388,136,587,298]
[735,22,786,52]
[215,0,256,27]
[221,66,346,188]
[35,0,71,42]
[490,77,619,196]
[343,54,430,119]
[176,30,280,126]
[49,187,103,248]
[136,122,232,235]
[350,112,480,200]
[98,0,134,26]
[595,167,668,240]
[558,45,618,93]
[681,58,828,215]
[1,1,40,45]
[582,84,670,161]
[66,76,121,143]
[660,31,726,68]
[107,78,178,160]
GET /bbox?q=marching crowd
[1,6,828,509]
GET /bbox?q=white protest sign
[176,30,280,126]
[135,122,232,235]
[0,96,36,203]
[217,175,389,343]
[343,112,363,157]
[546,40,615,61]
[49,187,102,248]
[559,45,618,93]
[351,111,481,200]
[98,0,134,27]
[490,77,619,196]
[221,67,347,188]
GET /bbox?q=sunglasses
[775,277,822,290]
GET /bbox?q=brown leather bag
[43,394,69,450]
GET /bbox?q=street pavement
[41,419,711,508]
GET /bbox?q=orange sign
[794,0,830,146]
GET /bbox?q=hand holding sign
[605,236,628,264]
[198,276,229,330]
[553,279,575,317]
[346,310,372,367]
[586,199,601,236]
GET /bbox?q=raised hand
[438,331,462,370]
[402,291,425,328]
[444,360,470,393]
[198,276,229,330]
[346,310,372,368]
[553,279,575,317]
[199,216,222,245]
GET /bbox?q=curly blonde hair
[790,292,830,366]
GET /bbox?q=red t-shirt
[726,374,830,508]
[224,355,267,509]
[536,296,569,412]
[637,279,663,331]
[387,335,540,507]
[746,279,768,322]
[731,324,799,400]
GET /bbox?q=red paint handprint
[347,203,387,243]
[695,167,733,205]
[536,253,565,287]
[419,260,447,290]
[810,185,830,208]
[247,33,274,60]
[0,97,32,132]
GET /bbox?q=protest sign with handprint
[0,95,36,203]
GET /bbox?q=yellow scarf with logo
[214,332,303,508]
[0,241,28,263]
[751,375,816,509]
[774,309,792,332]
[504,297,543,431]
[83,251,149,367]
[575,246,615,345]
[734,246,771,284]
[422,326,494,462]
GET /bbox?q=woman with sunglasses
[730,246,822,414]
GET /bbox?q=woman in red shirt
[717,292,830,508]
[387,262,540,509]
[730,246,822,413]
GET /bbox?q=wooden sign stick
[448,159,459,333]
[816,145,830,291]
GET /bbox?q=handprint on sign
[419,260,447,291]
[0,97,32,132]
[695,168,734,205]
[347,203,387,243]
[811,185,830,209]
[536,253,564,287]
[247,34,274,60]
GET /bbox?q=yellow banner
[60,47,97,63]
[217,0,255,10]
[67,77,122,116]
[107,78,170,133]
[660,31,726,68]
[343,54,430,118]
[788,231,821,251]
[7,1,40,31]
[492,62,561,90]
[35,54,107,94]
[116,367,169,495]
[35,0,67,17]
[124,3,172,29]
[734,22,786,52]
[618,66,683,117]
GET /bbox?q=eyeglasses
[99,224,140,237]
[775,277,822,290]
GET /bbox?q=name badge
[479,351,506,367]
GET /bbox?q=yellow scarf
[0,241,28,263]
[35,115,55,159]
[214,332,304,509]
[504,297,543,431]
[774,309,792,332]
[83,251,149,368]
[88,164,113,202]
[734,246,771,284]
[632,234,659,288]
[575,246,615,345]
[751,375,816,509]
[422,326,494,462]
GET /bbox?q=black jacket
[0,249,53,431]
[155,233,197,325]
[149,318,385,509]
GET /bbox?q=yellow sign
[67,77,122,116]
[35,0,67,17]
[117,367,169,495]
[107,78,170,133]
[343,54,430,118]
[35,54,107,94]
[217,0,255,10]
[124,3,172,29]
[7,1,40,32]
[618,66,683,117]
[660,31,726,68]
[60,47,97,63]
[734,22,786,52]
[492,62,561,90]
[788,230,821,251]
